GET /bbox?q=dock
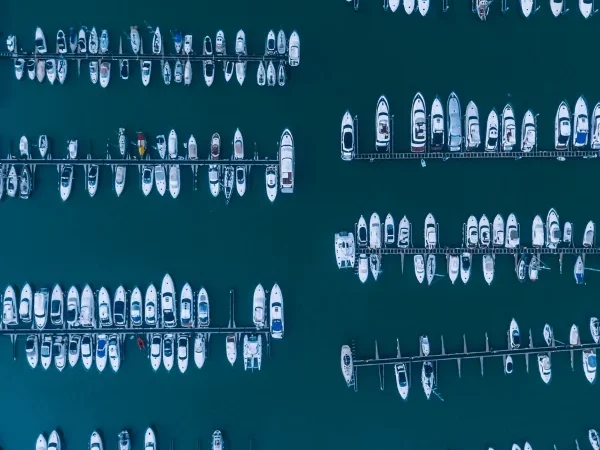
[351,149,599,162]
[0,157,278,167]
[357,246,600,256]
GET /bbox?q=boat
[543,324,554,345]
[180,283,193,327]
[183,59,192,85]
[168,129,178,158]
[99,61,110,88]
[574,255,584,284]
[168,165,181,198]
[521,0,534,16]
[77,28,87,54]
[86,160,99,197]
[465,101,481,149]
[194,333,206,369]
[57,58,67,84]
[501,104,516,151]
[424,213,436,249]
[27,60,35,80]
[404,0,415,13]
[430,97,444,150]
[571,324,580,345]
[584,349,597,384]
[234,129,246,196]
[398,215,410,248]
[14,58,24,80]
[48,431,60,450]
[591,318,600,343]
[80,285,95,327]
[447,92,462,151]
[150,334,161,370]
[479,215,491,247]
[574,96,589,148]
[187,134,197,162]
[483,254,494,285]
[270,283,284,339]
[100,30,109,53]
[592,103,600,150]
[264,165,278,202]
[529,255,539,281]
[551,0,564,15]
[141,60,151,86]
[460,252,472,284]
[591,430,600,450]
[40,335,52,369]
[162,333,175,371]
[555,101,571,150]
[235,30,247,85]
[35,27,47,54]
[278,62,286,86]
[224,61,234,82]
[50,284,63,326]
[263,30,277,56]
[19,165,31,199]
[137,132,147,158]
[509,318,520,349]
[253,284,267,328]
[358,254,369,283]
[414,255,425,283]
[89,61,98,84]
[34,289,49,330]
[375,96,390,151]
[114,165,126,197]
[521,110,536,152]
[6,34,16,53]
[152,27,162,55]
[257,62,266,86]
[96,333,107,372]
[113,286,126,326]
[505,213,520,248]
[36,59,45,82]
[68,334,80,367]
[418,0,430,15]
[466,215,478,248]
[89,28,98,54]
[171,31,183,54]
[384,214,395,245]
[36,435,47,450]
[177,334,189,373]
[266,61,276,86]
[505,355,514,374]
[66,286,79,326]
[98,287,112,327]
[447,254,459,284]
[145,428,156,450]
[421,362,434,399]
[129,287,143,326]
[90,431,103,450]
[119,431,131,450]
[546,208,561,248]
[226,334,237,365]
[212,431,224,450]
[288,31,300,66]
[19,283,32,323]
[341,345,354,386]
[580,0,594,17]
[411,93,427,152]
[161,273,177,328]
[395,363,409,399]
[81,334,93,369]
[563,221,573,245]
[6,165,17,197]
[155,164,166,196]
[184,35,193,54]
[243,334,263,371]
[120,59,129,80]
[223,165,234,203]
[26,335,38,368]
[215,30,225,55]
[357,215,368,247]
[426,254,436,286]
[19,136,28,158]
[209,133,221,197]
[369,213,381,249]
[277,30,286,54]
[532,215,544,247]
[492,215,504,246]
[279,129,295,193]
[584,221,595,247]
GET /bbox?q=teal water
[1,1,600,449]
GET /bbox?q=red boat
[137,337,146,350]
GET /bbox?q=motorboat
[48,431,60,450]
[180,283,193,327]
[184,34,193,54]
[36,434,46,450]
[19,166,31,199]
[521,0,534,16]
[543,323,554,346]
[465,101,481,150]
[14,58,24,80]
[430,97,444,150]
[130,287,143,326]
[26,335,38,368]
[215,30,225,54]
[141,61,151,86]
[375,95,391,151]
[80,285,95,327]
[564,222,573,245]
[369,254,382,281]
[505,213,520,248]
[194,333,206,369]
[244,334,263,371]
[150,334,161,370]
[19,136,29,158]
[521,110,536,152]
[95,333,108,372]
[395,363,409,399]
[529,255,539,281]
[424,213,436,249]
[266,61,276,86]
[141,165,154,196]
[357,215,368,247]
[341,345,354,386]
[6,165,17,198]
[152,27,162,55]
[571,324,580,346]
[184,60,192,85]
[574,96,589,148]
[398,215,410,248]
[414,255,425,284]
[114,165,126,197]
[584,221,595,247]
[466,215,478,248]
[209,133,221,197]
[161,273,177,328]
[86,161,99,197]
[583,349,597,384]
[278,62,286,86]
[420,335,430,357]
[169,164,180,199]
[27,60,35,80]
[57,58,67,84]
[279,129,295,193]
[235,29,247,85]
[41,335,52,369]
[6,34,16,53]
[411,92,427,152]
[479,215,491,247]
[81,334,93,370]
[34,288,49,330]
[36,59,45,82]
[89,61,98,84]
[509,318,520,349]
[270,283,284,339]
[177,334,189,373]
[369,213,381,249]
[288,30,300,66]
[546,208,561,248]
[119,432,130,450]
[505,355,514,374]
[99,61,110,88]
[251,284,268,329]
[224,61,234,82]
[492,214,504,246]
[19,283,33,323]
[145,428,156,450]
[580,0,594,17]
[532,215,544,247]
[120,59,129,80]
[212,431,224,450]
[483,254,494,285]
[590,430,600,450]
[226,333,237,365]
[89,28,99,54]
[98,287,113,327]
[460,252,472,284]
[501,104,516,151]
[555,101,571,150]
[447,92,462,151]
[404,0,415,13]
[265,165,278,202]
[234,128,246,196]
[108,334,120,372]
[574,255,584,284]
[591,317,600,343]
[113,286,126,326]
[162,333,175,371]
[358,254,369,283]
[68,334,81,367]
[591,103,600,150]
[154,164,166,196]
[168,129,178,158]
[100,29,109,53]
[35,27,47,54]
[418,0,430,15]
[426,254,436,286]
[384,214,395,246]
[421,362,434,399]
[223,165,234,203]
[187,134,197,163]
[50,284,63,326]
[447,254,459,284]
[266,30,276,55]
[78,28,87,53]
[66,286,80,326]
[277,30,286,54]
[257,61,266,86]
[550,0,564,16]
[53,340,67,369]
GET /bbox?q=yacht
[546,208,561,248]
[430,97,444,151]
[384,214,395,245]
[564,222,573,245]
[141,60,151,86]
[414,255,425,284]
[80,284,95,327]
[483,254,494,285]
[81,334,93,370]
[543,324,554,346]
[590,430,600,450]
[95,333,108,372]
[150,334,161,371]
[177,334,189,373]
[369,213,381,249]
[59,164,73,201]
[184,34,193,54]
[215,31,225,55]
[460,252,472,284]
[571,324,580,346]
[574,255,584,284]
[41,335,52,369]
[2,286,17,325]
[48,431,60,450]
[357,215,368,247]
[501,104,516,151]
[580,0,594,17]
[234,129,246,196]
[66,286,80,326]
[279,129,295,193]
[98,287,113,327]
[197,287,210,327]
[34,289,49,330]
[465,101,481,149]
[574,96,589,148]
[253,284,267,328]
[120,59,129,80]
[212,431,224,450]
[555,101,571,150]
[505,355,514,374]
[418,0,430,15]
[398,216,410,248]
[36,435,47,450]
[161,273,177,328]
[235,29,247,85]
[108,335,121,372]
[424,213,436,249]
[341,345,354,386]
[447,254,459,284]
[591,317,600,343]
[226,334,237,365]
[57,58,67,84]
[141,164,154,196]
[411,92,427,152]
[89,28,99,54]
[154,164,166,196]
[163,333,175,371]
[174,60,183,83]
[265,165,278,202]
[583,349,597,384]
[357,253,368,282]
[532,215,544,247]
[288,30,300,66]
[404,0,415,13]
[53,341,66,369]
[223,166,234,203]
[421,362,434,399]
[68,334,81,367]
[50,284,63,326]
[341,110,355,160]
[152,27,162,55]
[180,283,193,327]
[266,61,276,86]
[36,59,45,82]
[19,165,30,199]
[87,160,99,197]
[209,133,221,197]
[591,102,600,150]
[145,284,157,326]
[99,61,110,88]
[89,61,98,84]
[521,0,534,16]
[6,34,16,53]
[375,95,391,151]
[184,59,192,86]
[466,215,478,248]
[243,334,263,371]
[27,59,35,80]
[6,165,17,197]
[493,215,504,246]
[479,215,491,247]
[14,58,24,80]
[505,213,520,248]
[510,319,520,349]
[194,333,206,369]
[19,283,33,323]
[26,335,38,369]
[169,164,180,199]
[584,221,595,247]
[270,283,284,339]
[39,135,49,159]
[395,362,409,399]
[551,0,564,15]
[130,287,143,327]
[145,428,156,450]
[113,286,127,326]
[35,27,47,54]
[521,110,536,152]
[278,63,286,86]
[447,92,462,151]
[114,165,126,197]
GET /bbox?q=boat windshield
[589,354,597,370]
[41,343,50,357]
[236,168,245,182]
[512,331,520,346]
[343,130,353,150]
[206,63,214,77]
[462,256,470,270]
[272,320,282,332]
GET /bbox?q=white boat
[149,334,161,370]
[369,213,381,249]
[584,349,597,384]
[57,58,67,84]
[563,221,572,246]
[48,340,63,369]
[27,59,35,80]
[89,28,98,54]
[234,128,246,196]
[555,101,571,150]
[36,434,47,450]
[80,334,93,370]
[265,165,278,202]
[129,287,143,327]
[384,214,395,245]
[66,286,79,326]
[48,431,60,450]
[550,0,564,16]
[168,129,178,159]
[421,362,434,399]
[168,164,180,199]
[341,345,354,386]
[376,96,391,151]
[270,283,284,339]
[370,254,382,280]
[19,136,28,158]
[141,60,151,86]
[78,28,87,53]
[34,289,48,330]
[483,254,494,285]
[528,254,538,281]
[357,215,368,247]
[90,431,103,450]
[212,431,224,450]
[99,61,110,88]
[26,335,38,368]
[243,334,263,371]
[535,355,551,384]
[180,283,193,327]
[184,60,192,86]
[591,318,600,343]
[99,29,109,53]
[505,213,520,248]
[6,165,17,198]
[277,30,286,54]
[162,60,172,84]
[265,30,276,55]
[114,165,126,197]
[162,333,175,371]
[177,334,189,373]
[129,26,140,54]
[388,0,400,9]
[501,104,516,151]
[35,27,47,54]
[574,96,589,148]
[257,61,266,86]
[14,58,24,80]
[424,213,436,249]
[411,92,427,152]
[571,324,580,345]
[466,215,478,248]
[98,287,112,327]
[223,165,234,203]
[6,34,16,53]
[194,333,206,369]
[419,335,430,357]
[447,92,462,151]
[492,214,504,246]
[122,60,131,80]
[141,165,154,196]
[19,284,32,323]
[172,59,182,83]
[214,30,224,55]
[404,0,415,13]
[253,284,267,328]
[532,215,544,247]
[79,285,94,327]
[279,129,295,193]
[591,103,600,150]
[89,61,98,84]
[521,110,536,152]
[278,62,286,86]
[465,101,481,150]
[479,215,491,247]
[67,334,80,368]
[426,255,436,285]
[430,97,444,150]
[397,215,410,248]
[161,274,176,328]
[40,335,52,369]
[418,0,430,15]
[108,334,121,372]
[184,34,193,55]
[49,285,63,326]
[521,0,534,16]
[414,255,425,284]
[152,27,162,55]
[395,363,409,399]
[224,61,234,82]
[590,430,600,450]
[226,333,237,365]
[584,220,595,247]
[574,255,585,284]
[358,254,369,283]
[447,254,459,284]
[145,428,156,450]
[460,252,472,284]
[580,0,594,17]
[209,133,221,197]
[509,319,520,349]
[288,31,300,66]
[546,208,561,248]
[95,333,107,372]
[36,59,45,82]
[235,30,247,85]
[543,324,554,346]
[267,61,276,86]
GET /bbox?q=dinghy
[369,213,381,249]
[226,334,237,365]
[584,221,595,247]
[466,215,478,248]
[267,61,276,86]
[465,101,481,149]
[78,28,87,53]
[141,61,151,86]
[89,28,98,54]
[447,92,462,151]
[265,30,276,55]
[270,284,284,339]
[265,165,278,202]
[19,284,33,323]
[34,289,48,330]
[357,215,368,247]
[288,30,300,66]
[370,254,382,281]
[555,101,571,150]
[184,60,192,85]
[551,0,564,16]
[278,62,286,86]
[580,0,594,17]
[543,324,554,345]
[209,134,221,197]
[14,58,24,80]
[583,349,597,384]
[358,254,369,283]
[376,95,391,151]
[89,61,98,84]
[150,334,161,370]
[36,59,45,82]
[546,208,561,248]
[447,255,459,284]
[27,60,35,80]
[184,35,193,54]
[505,213,520,248]
[430,97,445,150]
[532,215,544,247]
[235,30,247,85]
[492,215,504,246]
[414,255,425,284]
[35,27,47,54]
[398,215,410,248]
[411,92,427,152]
[177,334,189,373]
[66,286,79,326]
[590,430,600,450]
[591,318,600,343]
[479,215,491,247]
[99,61,110,88]
[41,335,52,369]
[421,362,434,399]
[96,333,107,372]
[81,334,93,369]
[384,214,395,245]
[253,284,267,329]
[100,30,109,53]
[194,333,206,369]
[424,213,436,249]
[341,345,354,386]
[215,31,224,55]
[537,354,551,383]
[529,255,539,281]
[460,252,472,284]
[257,62,266,86]
[510,319,520,349]
[501,104,516,151]
[277,30,286,54]
[571,324,580,345]
[26,335,38,368]
[483,254,494,285]
[404,0,415,13]
[152,27,162,55]
[57,58,67,84]
[341,110,355,160]
[162,333,175,371]
[592,103,600,150]
[426,254,436,285]
[574,96,589,148]
[485,109,499,152]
